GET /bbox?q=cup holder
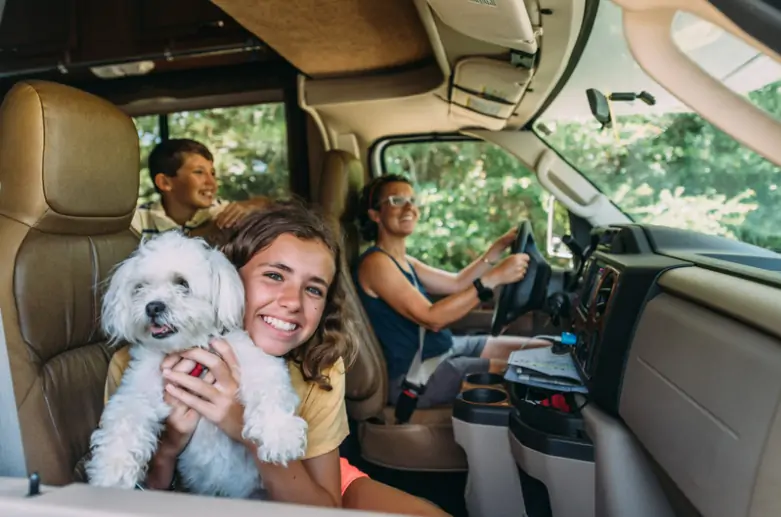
[465,372,504,386]
[461,388,508,405]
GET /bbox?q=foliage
[130,80,780,273]
[538,80,781,252]
[134,104,290,205]
[384,140,571,271]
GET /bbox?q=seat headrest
[319,150,364,221]
[0,81,139,235]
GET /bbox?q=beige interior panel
[0,480,396,516]
[303,0,584,149]
[210,0,433,77]
[303,62,445,107]
[657,267,781,339]
[452,419,526,517]
[579,398,675,517]
[620,267,781,517]
[508,433,595,517]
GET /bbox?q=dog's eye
[133,283,143,293]
[174,277,189,291]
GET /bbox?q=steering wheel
[490,220,552,336]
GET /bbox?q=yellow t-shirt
[104,346,349,460]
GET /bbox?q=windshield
[534,1,781,253]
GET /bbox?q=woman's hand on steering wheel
[485,228,519,263]
[483,253,530,289]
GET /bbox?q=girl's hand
[485,228,517,263]
[162,339,246,444]
[158,354,210,457]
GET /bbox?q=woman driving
[355,174,550,408]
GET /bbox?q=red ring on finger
[190,363,205,377]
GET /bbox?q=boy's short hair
[221,199,357,390]
[148,139,214,193]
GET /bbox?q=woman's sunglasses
[381,195,417,207]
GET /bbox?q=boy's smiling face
[156,152,218,210]
[238,233,336,357]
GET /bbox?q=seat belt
[394,268,448,424]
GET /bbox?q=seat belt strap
[395,267,443,424]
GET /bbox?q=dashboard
[563,223,781,415]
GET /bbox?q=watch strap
[473,278,493,302]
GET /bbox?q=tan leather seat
[0,80,140,485]
[318,150,467,471]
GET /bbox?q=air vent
[592,269,617,323]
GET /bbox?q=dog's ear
[209,248,245,331]
[100,257,134,345]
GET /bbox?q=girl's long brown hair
[220,199,357,390]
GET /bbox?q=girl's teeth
[263,316,297,331]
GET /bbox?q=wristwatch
[473,278,493,302]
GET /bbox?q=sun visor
[426,0,539,55]
[448,57,533,130]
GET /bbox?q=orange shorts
[340,457,369,496]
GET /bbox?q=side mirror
[545,196,573,260]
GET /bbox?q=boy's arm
[212,195,272,229]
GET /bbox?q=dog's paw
[86,455,143,490]
[245,414,308,466]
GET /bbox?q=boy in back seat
[132,138,269,244]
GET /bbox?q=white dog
[86,231,308,498]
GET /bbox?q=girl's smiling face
[238,233,336,357]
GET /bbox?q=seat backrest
[319,149,364,263]
[0,80,140,485]
[318,150,388,420]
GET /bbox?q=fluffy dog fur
[86,231,308,498]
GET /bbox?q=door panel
[580,401,676,517]
[619,267,781,517]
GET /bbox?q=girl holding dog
[103,201,448,516]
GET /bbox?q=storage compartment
[508,382,589,441]
[507,390,595,517]
[461,387,507,404]
[464,372,504,387]
[447,56,534,130]
[426,0,539,54]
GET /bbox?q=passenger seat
[0,81,140,485]
[318,149,467,471]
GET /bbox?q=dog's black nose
[145,301,166,318]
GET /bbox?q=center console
[452,225,688,517]
[451,373,521,517]
[452,369,595,517]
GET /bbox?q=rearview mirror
[546,196,573,260]
[586,88,612,128]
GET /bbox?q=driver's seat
[318,149,467,471]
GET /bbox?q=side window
[382,139,571,271]
[132,103,290,205]
[133,114,161,202]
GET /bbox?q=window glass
[382,139,570,272]
[533,1,781,253]
[133,103,289,205]
[133,114,161,202]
